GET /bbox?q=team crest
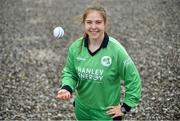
[101,56,112,67]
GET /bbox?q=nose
[91,22,96,29]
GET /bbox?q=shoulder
[108,37,133,65]
[67,37,84,55]
[69,37,84,49]
[108,36,128,55]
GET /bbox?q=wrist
[121,106,127,114]
[121,103,131,114]
[61,85,72,94]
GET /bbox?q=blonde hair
[73,1,108,31]
[81,5,108,25]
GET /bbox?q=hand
[56,89,71,101]
[106,104,124,118]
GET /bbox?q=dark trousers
[113,116,122,121]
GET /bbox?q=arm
[107,57,141,117]
[107,52,141,118]
[121,57,141,110]
[56,46,78,100]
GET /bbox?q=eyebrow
[85,19,103,21]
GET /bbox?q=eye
[96,21,102,24]
[85,21,92,24]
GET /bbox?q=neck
[89,34,105,47]
[88,34,105,53]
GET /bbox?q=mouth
[90,30,99,35]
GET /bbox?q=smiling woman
[84,11,105,52]
[82,5,107,53]
[56,3,141,121]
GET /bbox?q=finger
[57,90,62,94]
[57,91,66,97]
[107,111,115,115]
[112,114,119,118]
[66,94,71,100]
[62,95,67,100]
[56,92,67,99]
[106,106,115,110]
[57,90,65,94]
[107,108,115,112]
[106,109,115,115]
[56,94,64,100]
[56,90,71,100]
[56,93,61,98]
[56,91,64,97]
[64,94,70,100]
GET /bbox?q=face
[84,10,106,41]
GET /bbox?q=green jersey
[61,34,141,119]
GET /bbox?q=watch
[121,106,127,114]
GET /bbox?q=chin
[90,36,99,40]
[90,33,99,38]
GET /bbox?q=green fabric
[61,36,141,119]
[75,98,112,120]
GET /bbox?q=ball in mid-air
[53,26,64,39]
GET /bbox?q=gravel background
[0,0,179,120]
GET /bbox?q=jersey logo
[101,56,112,67]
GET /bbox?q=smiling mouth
[90,31,99,34]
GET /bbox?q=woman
[56,5,141,120]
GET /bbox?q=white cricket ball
[53,26,64,39]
